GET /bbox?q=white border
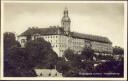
[1,1,127,80]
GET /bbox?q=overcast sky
[3,2,124,47]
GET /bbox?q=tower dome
[61,16,71,22]
[61,7,71,22]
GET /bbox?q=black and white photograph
[0,0,127,80]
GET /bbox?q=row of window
[22,35,85,43]
[60,50,64,52]
[47,40,84,45]
[47,40,58,43]
[44,35,58,39]
[52,44,83,49]
[52,44,67,48]
[21,39,84,49]
[63,49,81,54]
[93,47,111,52]
[21,39,82,48]
[93,45,110,50]
[39,72,58,77]
[47,40,83,45]
[43,35,84,42]
[34,34,83,41]
[69,38,84,42]
[69,41,81,44]
[34,35,84,45]
[52,45,58,47]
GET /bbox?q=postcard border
[1,1,127,80]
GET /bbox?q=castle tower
[61,7,71,32]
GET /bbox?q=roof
[19,26,112,44]
[70,32,112,44]
[20,26,65,36]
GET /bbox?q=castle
[18,8,113,57]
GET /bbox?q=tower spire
[61,7,71,32]
[64,7,68,16]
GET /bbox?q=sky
[3,2,124,47]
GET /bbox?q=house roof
[19,26,112,44]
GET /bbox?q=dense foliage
[4,32,58,77]
[25,38,58,69]
[56,47,124,77]
[113,46,124,55]
[4,32,36,77]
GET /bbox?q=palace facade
[18,8,113,57]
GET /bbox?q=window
[49,73,51,76]
[40,73,43,76]
[21,39,25,43]
[55,73,57,76]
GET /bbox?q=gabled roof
[19,26,112,44]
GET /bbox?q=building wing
[19,27,112,44]
[71,32,112,44]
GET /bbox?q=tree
[81,47,94,61]
[4,47,36,77]
[93,60,124,77]
[113,46,124,55]
[4,32,21,57]
[4,32,36,77]
[56,49,81,77]
[25,38,58,69]
[56,57,67,73]
[4,32,17,48]
[76,47,95,76]
[57,49,88,77]
[56,47,96,77]
[63,49,75,61]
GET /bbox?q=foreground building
[35,69,62,77]
[18,8,113,57]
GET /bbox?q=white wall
[17,36,26,47]
[34,69,62,77]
